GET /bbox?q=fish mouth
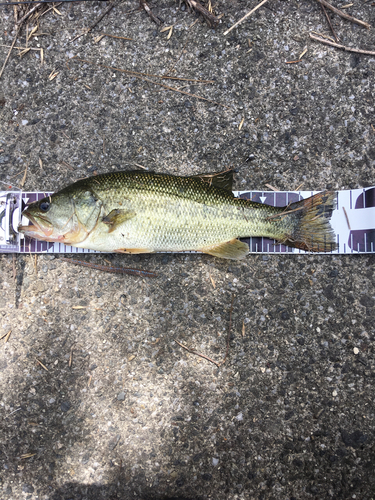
[18,210,54,240]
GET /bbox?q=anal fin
[102,209,136,233]
[200,239,249,260]
[114,248,154,254]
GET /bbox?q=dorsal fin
[190,169,234,192]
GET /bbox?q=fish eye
[39,201,50,212]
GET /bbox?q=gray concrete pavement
[0,1,374,498]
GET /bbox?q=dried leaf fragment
[209,271,216,289]
[20,164,28,187]
[160,25,174,40]
[27,26,38,42]
[160,25,172,33]
[18,47,31,58]
[20,453,36,459]
[48,69,59,81]
[167,27,173,40]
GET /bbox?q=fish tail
[271,191,337,252]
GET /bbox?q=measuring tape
[1,187,374,254]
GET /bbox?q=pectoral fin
[200,239,249,260]
[102,209,136,233]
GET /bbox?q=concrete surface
[0,0,374,498]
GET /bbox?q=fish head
[19,188,102,244]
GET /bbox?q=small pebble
[353,347,359,355]
[61,401,71,412]
[332,390,337,397]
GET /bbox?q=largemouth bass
[19,170,336,259]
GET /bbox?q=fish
[18,170,337,259]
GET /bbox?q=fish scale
[81,172,283,252]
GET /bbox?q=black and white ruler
[0,187,374,254]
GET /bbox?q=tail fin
[278,191,337,252]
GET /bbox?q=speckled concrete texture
[0,1,374,499]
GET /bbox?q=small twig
[12,254,16,281]
[0,44,42,51]
[88,0,117,31]
[98,32,133,41]
[321,3,340,42]
[140,0,162,26]
[143,77,228,107]
[59,257,157,278]
[209,270,216,289]
[72,58,226,107]
[59,161,74,171]
[72,57,213,83]
[38,1,63,19]
[0,330,11,341]
[342,206,351,230]
[314,0,370,29]
[20,163,28,188]
[265,205,304,222]
[0,27,20,80]
[310,30,335,42]
[35,358,49,371]
[174,339,220,368]
[20,452,36,459]
[165,36,192,76]
[1,0,105,3]
[220,293,234,366]
[16,2,41,24]
[70,1,117,43]
[184,0,219,27]
[224,0,269,36]
[310,33,375,56]
[7,407,21,417]
[264,183,279,191]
